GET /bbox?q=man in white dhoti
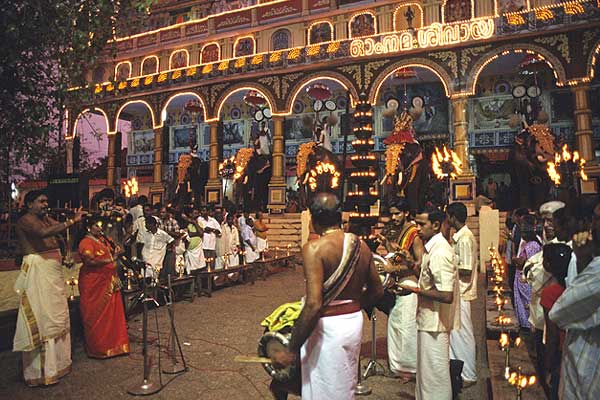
[400,207,459,400]
[220,213,240,267]
[198,205,221,263]
[13,190,85,386]
[182,211,206,274]
[241,217,260,263]
[447,202,478,386]
[271,193,384,400]
[377,198,424,381]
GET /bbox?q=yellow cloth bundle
[260,301,303,332]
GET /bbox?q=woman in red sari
[78,217,129,358]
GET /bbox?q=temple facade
[69,0,600,210]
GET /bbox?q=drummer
[271,192,383,400]
[377,197,424,382]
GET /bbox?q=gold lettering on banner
[350,19,495,58]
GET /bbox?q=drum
[257,326,300,382]
[373,254,391,289]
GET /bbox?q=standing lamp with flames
[123,177,139,199]
[499,333,522,380]
[507,367,537,400]
[431,145,463,205]
[546,144,588,194]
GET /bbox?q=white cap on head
[539,201,565,217]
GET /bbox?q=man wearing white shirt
[197,206,221,262]
[553,207,578,287]
[241,217,259,263]
[447,202,478,386]
[140,216,174,277]
[220,213,240,267]
[400,208,459,400]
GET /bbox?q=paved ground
[0,264,490,399]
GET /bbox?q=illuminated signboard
[350,19,495,57]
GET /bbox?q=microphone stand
[362,310,386,379]
[127,264,162,396]
[162,274,187,375]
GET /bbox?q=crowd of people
[10,186,599,400]
[505,198,600,399]
[11,188,270,387]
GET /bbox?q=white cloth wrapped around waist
[13,254,70,352]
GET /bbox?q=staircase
[265,213,302,253]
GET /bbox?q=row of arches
[79,43,599,134]
[101,4,423,83]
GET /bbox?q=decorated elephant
[175,150,208,206]
[296,142,341,209]
[231,148,272,212]
[510,122,556,209]
[381,111,428,212]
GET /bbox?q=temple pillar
[150,127,165,203]
[452,98,472,174]
[451,97,476,211]
[268,116,287,213]
[571,83,599,192]
[66,137,74,175]
[571,84,595,162]
[205,121,222,204]
[107,133,116,188]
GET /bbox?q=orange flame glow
[547,144,588,185]
[431,145,462,179]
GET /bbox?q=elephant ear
[302,115,314,129]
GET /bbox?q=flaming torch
[123,177,139,198]
[546,144,588,187]
[431,146,463,179]
[431,145,462,205]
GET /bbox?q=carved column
[107,134,116,187]
[451,97,476,210]
[268,116,287,212]
[66,137,74,175]
[205,121,222,204]
[153,128,162,184]
[452,98,472,174]
[571,84,595,162]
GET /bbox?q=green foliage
[0,0,155,185]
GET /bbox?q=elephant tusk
[302,173,309,185]
[379,174,388,186]
[397,172,403,185]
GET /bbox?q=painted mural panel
[309,22,332,44]
[172,126,198,149]
[223,120,246,145]
[170,50,188,69]
[131,130,154,154]
[471,96,517,130]
[201,44,220,63]
[380,83,449,136]
[271,29,291,51]
[350,13,375,38]
[116,63,131,81]
[235,37,255,57]
[444,0,471,23]
[142,57,158,75]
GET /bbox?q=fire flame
[124,177,139,198]
[308,161,341,191]
[431,145,462,179]
[547,144,588,186]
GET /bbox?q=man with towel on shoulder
[271,192,383,400]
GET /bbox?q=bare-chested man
[13,190,85,386]
[272,192,383,400]
[377,197,425,381]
